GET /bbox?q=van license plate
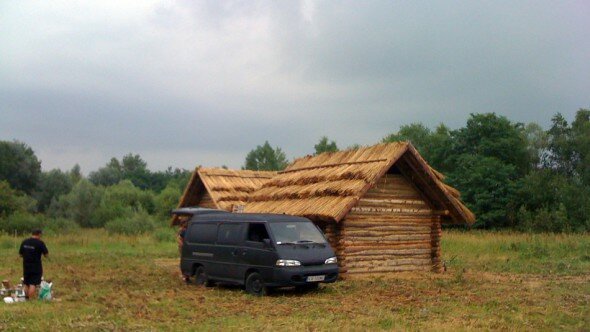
[306,275,325,282]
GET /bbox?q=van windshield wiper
[296,240,316,244]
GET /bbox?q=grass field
[0,229,588,331]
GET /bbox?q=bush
[517,204,570,233]
[47,180,104,228]
[105,210,155,235]
[102,180,155,214]
[0,212,44,235]
[0,181,37,217]
[154,183,183,220]
[92,202,134,229]
[44,217,80,235]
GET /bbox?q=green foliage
[523,123,548,169]
[70,164,83,184]
[0,181,37,217]
[0,140,42,194]
[517,204,569,233]
[101,180,155,214]
[88,159,122,187]
[43,217,81,235]
[35,169,73,212]
[0,212,44,235]
[243,141,288,171]
[382,123,452,170]
[155,182,183,220]
[314,136,339,155]
[446,155,518,228]
[450,113,529,175]
[571,109,590,185]
[383,123,432,153]
[48,179,105,228]
[147,167,192,193]
[105,210,156,235]
[89,154,191,192]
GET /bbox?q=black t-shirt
[19,237,48,273]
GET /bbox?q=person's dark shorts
[23,272,42,286]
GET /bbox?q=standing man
[177,222,189,283]
[19,229,49,300]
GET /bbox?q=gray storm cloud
[1,0,588,173]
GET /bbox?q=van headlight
[325,257,337,264]
[276,259,301,267]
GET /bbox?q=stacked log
[338,173,440,274]
[430,216,442,272]
[199,192,217,209]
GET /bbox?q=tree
[523,123,548,170]
[155,182,184,220]
[0,140,41,194]
[446,155,519,228]
[314,137,338,155]
[545,113,574,175]
[571,109,590,185]
[0,181,36,217]
[89,157,123,186]
[450,113,529,175]
[243,141,288,171]
[35,169,73,212]
[120,153,151,189]
[48,180,104,228]
[91,180,155,226]
[383,123,432,155]
[69,164,83,184]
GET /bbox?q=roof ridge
[278,158,389,174]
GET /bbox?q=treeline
[241,109,590,232]
[1,109,589,234]
[0,147,191,235]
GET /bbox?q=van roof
[184,212,310,222]
[171,207,228,216]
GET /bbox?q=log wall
[336,173,442,275]
[198,191,217,209]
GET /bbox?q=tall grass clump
[152,227,176,242]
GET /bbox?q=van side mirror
[262,238,272,249]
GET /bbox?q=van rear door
[183,222,218,276]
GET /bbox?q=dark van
[174,208,339,295]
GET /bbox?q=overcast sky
[1,1,589,173]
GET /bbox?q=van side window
[217,224,244,245]
[247,223,269,242]
[187,223,217,244]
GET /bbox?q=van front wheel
[245,272,267,296]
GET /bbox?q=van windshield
[269,222,327,244]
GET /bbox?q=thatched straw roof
[171,167,276,225]
[245,142,475,225]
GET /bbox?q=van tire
[194,266,211,287]
[245,272,267,296]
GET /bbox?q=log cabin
[244,142,475,274]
